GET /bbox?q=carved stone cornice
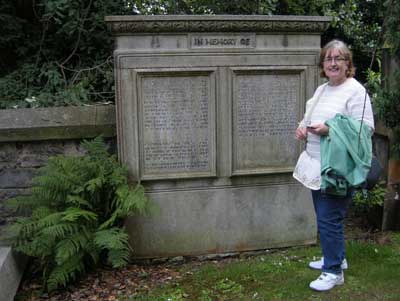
[105,15,332,35]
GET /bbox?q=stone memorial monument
[105,15,331,258]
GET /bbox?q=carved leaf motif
[108,19,330,34]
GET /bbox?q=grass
[128,232,400,301]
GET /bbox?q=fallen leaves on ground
[17,263,184,301]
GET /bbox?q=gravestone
[106,15,331,258]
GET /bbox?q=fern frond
[9,222,39,255]
[37,212,63,228]
[94,228,130,268]
[114,184,149,216]
[32,172,68,190]
[11,230,55,258]
[82,240,100,266]
[29,233,57,258]
[46,253,85,291]
[128,185,149,215]
[100,185,152,230]
[29,187,57,207]
[85,176,105,193]
[107,248,130,268]
[5,195,36,213]
[14,240,42,257]
[81,136,109,158]
[61,207,97,223]
[94,228,129,251]
[7,216,55,257]
[31,206,54,220]
[66,195,93,209]
[109,166,129,187]
[10,217,40,240]
[40,223,80,240]
[55,229,92,265]
[98,209,120,230]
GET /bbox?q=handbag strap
[304,84,327,126]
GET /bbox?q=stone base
[0,247,27,301]
[126,183,316,258]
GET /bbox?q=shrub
[352,184,386,230]
[352,184,386,214]
[6,136,153,291]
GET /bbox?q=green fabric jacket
[320,114,372,196]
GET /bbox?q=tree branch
[60,0,93,66]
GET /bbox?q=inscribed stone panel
[232,70,302,174]
[138,71,216,179]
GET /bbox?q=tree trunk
[381,47,400,230]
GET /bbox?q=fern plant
[6,136,152,291]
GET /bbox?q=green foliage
[368,0,400,158]
[0,0,129,109]
[0,0,26,75]
[6,137,153,291]
[0,0,390,110]
[352,184,386,214]
[133,0,278,15]
[384,0,400,58]
[322,0,384,82]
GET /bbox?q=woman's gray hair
[319,39,355,78]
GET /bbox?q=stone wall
[0,105,116,242]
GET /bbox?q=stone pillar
[106,15,331,257]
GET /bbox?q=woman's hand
[295,127,307,140]
[307,123,329,136]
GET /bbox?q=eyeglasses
[323,56,347,63]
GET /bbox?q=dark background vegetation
[0,0,388,109]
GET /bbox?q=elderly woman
[293,39,374,291]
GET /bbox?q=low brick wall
[0,105,116,241]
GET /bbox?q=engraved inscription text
[236,74,298,138]
[141,75,212,175]
[191,34,254,49]
[233,72,300,171]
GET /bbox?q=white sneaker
[309,257,348,270]
[309,272,344,291]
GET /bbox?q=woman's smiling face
[323,48,349,86]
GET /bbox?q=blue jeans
[312,189,351,275]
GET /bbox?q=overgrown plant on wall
[6,137,153,291]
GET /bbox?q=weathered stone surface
[0,247,27,301]
[0,189,29,202]
[126,183,315,258]
[0,105,116,142]
[105,15,331,34]
[108,15,329,256]
[0,169,36,189]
